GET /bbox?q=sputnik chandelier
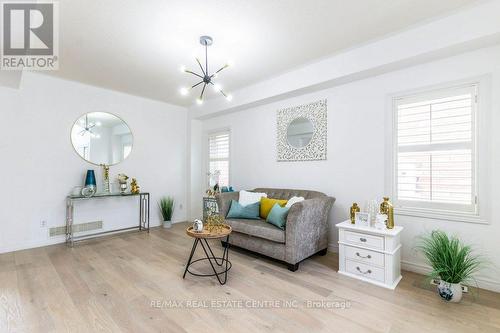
[179,36,232,105]
[78,114,101,138]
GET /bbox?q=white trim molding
[385,75,492,224]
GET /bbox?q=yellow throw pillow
[260,197,288,219]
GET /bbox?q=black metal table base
[183,236,231,285]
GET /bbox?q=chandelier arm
[208,81,227,97]
[208,81,226,97]
[212,65,228,76]
[191,80,204,89]
[219,89,228,98]
[200,83,207,100]
[195,58,206,76]
[185,70,204,79]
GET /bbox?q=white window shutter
[208,131,230,187]
[394,85,477,213]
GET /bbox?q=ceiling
[47,0,479,106]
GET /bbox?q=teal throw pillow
[226,200,260,219]
[266,203,290,229]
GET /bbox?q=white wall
[0,72,188,253]
[188,119,204,220]
[193,45,500,291]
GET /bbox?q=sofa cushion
[225,218,285,243]
[266,204,290,230]
[285,196,305,208]
[260,197,288,219]
[226,200,260,219]
[239,190,267,206]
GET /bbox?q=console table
[336,220,403,289]
[66,192,150,246]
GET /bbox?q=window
[208,131,230,187]
[393,84,478,215]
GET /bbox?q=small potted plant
[417,230,483,303]
[159,196,174,229]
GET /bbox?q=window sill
[395,207,488,225]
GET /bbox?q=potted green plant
[417,230,483,303]
[159,196,174,229]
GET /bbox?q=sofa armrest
[215,192,240,217]
[285,196,335,264]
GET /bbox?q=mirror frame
[277,99,327,161]
[70,111,134,166]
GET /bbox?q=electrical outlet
[40,220,47,228]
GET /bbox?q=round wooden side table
[183,225,232,285]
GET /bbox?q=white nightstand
[335,220,403,289]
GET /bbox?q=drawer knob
[356,252,372,259]
[356,267,372,275]
[359,237,367,242]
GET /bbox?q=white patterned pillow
[285,196,305,208]
[239,190,267,206]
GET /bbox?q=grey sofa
[216,188,335,271]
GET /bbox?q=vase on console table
[117,173,129,194]
[81,170,97,197]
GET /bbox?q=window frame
[386,77,491,224]
[206,128,231,188]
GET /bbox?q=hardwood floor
[1,222,499,333]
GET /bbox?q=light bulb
[95,134,101,139]
[196,98,203,105]
[226,94,233,101]
[212,73,218,79]
[95,121,102,127]
[212,84,222,92]
[180,87,189,96]
[226,60,234,67]
[180,65,186,73]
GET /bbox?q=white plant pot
[437,280,463,303]
[163,220,172,229]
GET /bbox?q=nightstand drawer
[346,260,385,283]
[345,231,384,250]
[345,246,384,267]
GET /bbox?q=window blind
[208,131,230,187]
[395,85,477,212]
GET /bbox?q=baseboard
[0,220,180,255]
[0,237,66,254]
[328,243,339,253]
[401,260,500,293]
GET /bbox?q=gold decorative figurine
[350,203,360,224]
[380,197,394,229]
[130,178,140,194]
[101,164,110,193]
[205,213,225,233]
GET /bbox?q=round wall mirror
[70,112,133,165]
[286,117,314,148]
